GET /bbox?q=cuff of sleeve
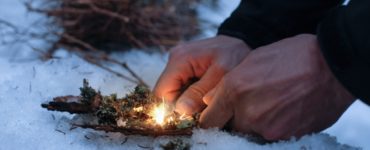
[217,14,279,49]
[317,6,370,104]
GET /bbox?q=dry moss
[42,79,199,136]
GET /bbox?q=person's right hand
[154,35,251,114]
[199,34,355,140]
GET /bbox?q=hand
[154,35,251,114]
[200,34,355,140]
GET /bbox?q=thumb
[175,65,225,114]
[203,88,216,105]
[200,80,233,129]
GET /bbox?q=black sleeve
[317,0,370,105]
[218,0,342,49]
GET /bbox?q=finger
[203,88,216,105]
[153,59,193,103]
[200,82,233,129]
[175,65,226,114]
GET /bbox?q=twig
[55,129,66,135]
[70,126,78,131]
[102,57,148,87]
[0,18,18,32]
[121,137,128,145]
[88,3,130,23]
[137,144,153,149]
[83,55,140,84]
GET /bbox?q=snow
[0,0,369,149]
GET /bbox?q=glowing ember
[133,106,143,112]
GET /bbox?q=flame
[152,97,166,125]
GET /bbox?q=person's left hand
[199,34,355,140]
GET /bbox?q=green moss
[176,119,195,129]
[79,79,97,105]
[96,105,117,125]
[134,85,150,96]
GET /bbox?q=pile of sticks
[26,0,206,51]
[21,0,216,85]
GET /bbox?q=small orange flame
[152,97,166,125]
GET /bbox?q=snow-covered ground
[0,0,369,149]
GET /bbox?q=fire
[152,97,166,125]
[150,97,193,127]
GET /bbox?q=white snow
[0,0,369,150]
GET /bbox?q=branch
[88,3,130,23]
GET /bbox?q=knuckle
[188,84,207,98]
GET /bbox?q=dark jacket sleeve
[317,0,370,105]
[218,0,342,49]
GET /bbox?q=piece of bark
[41,101,93,114]
[41,95,101,114]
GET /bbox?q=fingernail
[176,98,196,115]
